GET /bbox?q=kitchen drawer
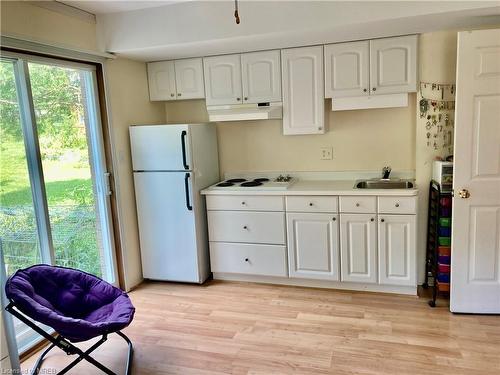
[208,211,285,244]
[339,196,377,213]
[378,196,417,214]
[286,196,338,213]
[206,195,284,211]
[210,242,287,277]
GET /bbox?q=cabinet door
[378,215,416,286]
[174,58,205,100]
[287,213,339,280]
[203,54,242,105]
[340,213,377,283]
[281,46,324,135]
[370,35,417,95]
[147,61,176,101]
[324,41,369,98]
[241,50,281,103]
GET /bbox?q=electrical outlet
[320,147,333,160]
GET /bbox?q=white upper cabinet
[281,46,324,135]
[241,50,282,104]
[287,213,340,281]
[378,214,416,286]
[324,40,370,98]
[370,35,418,95]
[174,58,205,100]
[147,61,176,101]
[147,58,204,101]
[203,54,243,106]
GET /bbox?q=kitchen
[1,1,499,374]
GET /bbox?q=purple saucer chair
[5,265,135,375]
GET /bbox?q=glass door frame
[1,51,119,285]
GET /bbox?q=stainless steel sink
[354,179,414,189]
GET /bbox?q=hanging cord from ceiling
[234,0,240,24]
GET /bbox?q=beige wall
[166,97,416,176]
[0,1,97,50]
[104,58,166,290]
[415,31,458,283]
[0,1,166,291]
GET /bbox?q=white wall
[104,58,166,290]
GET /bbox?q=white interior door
[451,29,500,313]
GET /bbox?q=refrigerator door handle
[184,173,193,211]
[181,130,189,170]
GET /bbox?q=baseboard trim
[213,273,418,295]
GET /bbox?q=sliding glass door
[0,54,117,352]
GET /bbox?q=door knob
[458,189,470,199]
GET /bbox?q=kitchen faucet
[382,166,392,180]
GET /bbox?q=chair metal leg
[32,342,56,375]
[116,331,134,375]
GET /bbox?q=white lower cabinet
[378,214,416,286]
[210,242,287,277]
[287,213,339,280]
[340,213,377,283]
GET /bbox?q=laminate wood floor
[22,280,500,374]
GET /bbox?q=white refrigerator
[130,124,219,283]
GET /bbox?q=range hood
[207,102,282,122]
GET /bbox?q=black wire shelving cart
[423,180,452,307]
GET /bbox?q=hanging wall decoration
[419,81,456,155]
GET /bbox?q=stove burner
[240,181,263,187]
[253,178,270,183]
[216,182,234,187]
[226,178,247,183]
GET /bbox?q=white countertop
[201,179,418,196]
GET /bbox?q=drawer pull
[395,203,400,207]
[243,225,248,230]
[370,218,374,222]
[309,202,313,206]
[356,203,360,207]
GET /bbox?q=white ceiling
[58,0,193,14]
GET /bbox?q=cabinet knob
[381,218,385,222]
[318,127,323,131]
[372,87,377,91]
[243,225,248,230]
[363,88,367,92]
[177,93,182,97]
[370,218,374,222]
[236,97,241,101]
[241,201,246,205]
[245,258,249,262]
[332,217,336,221]
[309,202,313,206]
[170,93,175,97]
[395,203,400,207]
[356,203,360,207]
[244,97,248,101]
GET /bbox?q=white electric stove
[207,175,296,191]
